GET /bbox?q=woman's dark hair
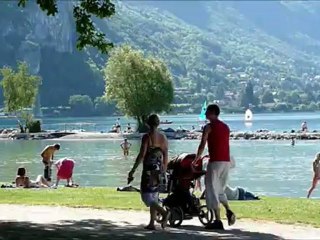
[54,143,60,150]
[17,167,26,177]
[147,114,160,129]
[206,104,220,116]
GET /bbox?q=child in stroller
[158,153,213,227]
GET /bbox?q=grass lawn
[0,187,319,227]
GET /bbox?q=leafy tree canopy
[104,45,174,132]
[69,94,94,117]
[94,96,116,116]
[18,0,115,53]
[262,90,274,104]
[0,62,41,113]
[240,81,257,108]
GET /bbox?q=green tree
[215,83,225,100]
[240,81,256,108]
[104,45,174,132]
[261,90,274,104]
[0,62,41,132]
[69,95,94,117]
[307,102,318,111]
[286,91,301,105]
[94,96,116,116]
[207,92,215,102]
[276,90,287,101]
[18,0,115,53]
[273,103,290,112]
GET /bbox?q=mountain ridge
[1,1,320,112]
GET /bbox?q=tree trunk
[136,115,148,133]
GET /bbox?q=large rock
[26,2,74,53]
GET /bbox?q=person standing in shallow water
[193,104,236,230]
[128,114,169,230]
[120,138,132,156]
[41,143,60,181]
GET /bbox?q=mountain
[0,2,104,107]
[1,1,320,112]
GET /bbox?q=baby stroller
[157,153,213,227]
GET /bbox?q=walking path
[0,204,319,239]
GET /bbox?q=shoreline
[1,130,319,141]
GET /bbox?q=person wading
[128,114,169,230]
[40,143,60,181]
[193,104,236,230]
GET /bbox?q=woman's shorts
[141,192,159,207]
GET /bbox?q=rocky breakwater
[231,131,320,140]
[183,130,320,140]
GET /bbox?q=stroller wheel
[156,206,169,223]
[168,207,184,228]
[198,205,214,226]
[156,212,163,223]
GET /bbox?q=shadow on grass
[0,219,283,240]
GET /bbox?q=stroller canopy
[168,153,208,181]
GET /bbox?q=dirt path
[0,204,319,240]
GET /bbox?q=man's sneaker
[226,210,236,226]
[205,220,224,230]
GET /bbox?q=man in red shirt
[194,104,236,230]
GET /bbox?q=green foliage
[2,2,320,113]
[273,103,290,112]
[69,95,94,117]
[18,0,115,53]
[26,119,41,133]
[104,45,174,131]
[94,96,116,116]
[0,62,41,113]
[215,84,225,100]
[307,102,318,111]
[240,81,258,108]
[285,91,301,105]
[262,90,274,104]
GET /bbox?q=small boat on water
[244,109,253,122]
[160,120,173,125]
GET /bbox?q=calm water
[1,112,320,198]
[1,112,320,132]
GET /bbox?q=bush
[273,103,290,112]
[94,97,116,116]
[69,95,94,117]
[26,119,41,133]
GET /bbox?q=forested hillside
[1,1,320,114]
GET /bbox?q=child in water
[120,138,132,156]
[307,153,320,198]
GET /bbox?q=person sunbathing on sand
[15,167,50,188]
[307,153,320,198]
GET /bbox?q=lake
[1,112,320,132]
[1,112,320,198]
